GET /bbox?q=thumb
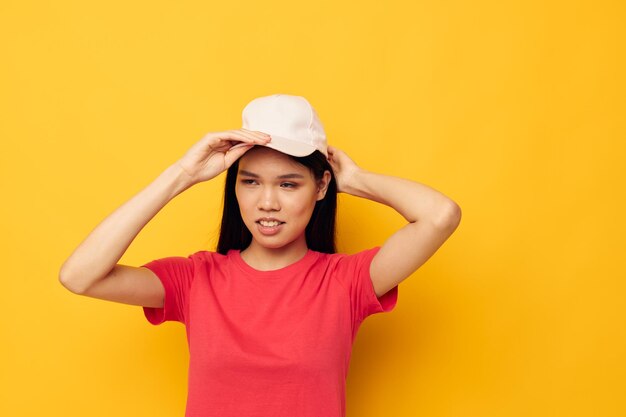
[224,143,254,167]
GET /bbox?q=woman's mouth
[256,220,285,235]
[258,220,283,227]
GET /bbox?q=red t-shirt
[141,246,398,417]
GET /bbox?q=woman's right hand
[175,129,271,185]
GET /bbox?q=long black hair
[216,148,337,254]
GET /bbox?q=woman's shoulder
[315,246,381,265]
[183,249,231,264]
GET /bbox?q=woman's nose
[257,188,281,211]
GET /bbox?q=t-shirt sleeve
[336,246,399,329]
[140,254,195,325]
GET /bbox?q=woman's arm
[327,146,461,297]
[59,129,270,296]
[58,163,193,294]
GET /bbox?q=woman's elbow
[435,201,462,230]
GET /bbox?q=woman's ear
[316,170,332,201]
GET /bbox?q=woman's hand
[176,129,271,185]
[327,145,363,193]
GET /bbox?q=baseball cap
[239,94,328,157]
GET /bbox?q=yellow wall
[1,0,624,416]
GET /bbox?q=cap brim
[230,135,318,157]
[264,135,318,157]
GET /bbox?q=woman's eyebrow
[238,170,259,177]
[276,173,306,179]
[239,170,305,179]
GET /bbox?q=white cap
[241,94,328,157]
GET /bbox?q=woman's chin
[248,232,306,251]
[248,233,284,247]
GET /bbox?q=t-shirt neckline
[228,248,321,277]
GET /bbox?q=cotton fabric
[141,246,398,417]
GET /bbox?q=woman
[59,94,461,417]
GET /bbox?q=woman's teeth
[259,220,282,227]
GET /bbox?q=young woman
[59,94,461,417]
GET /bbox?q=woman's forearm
[343,169,460,226]
[59,163,194,293]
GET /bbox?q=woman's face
[235,146,330,251]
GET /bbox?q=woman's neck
[240,238,309,271]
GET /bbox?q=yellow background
[1,0,624,416]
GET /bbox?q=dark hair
[216,148,337,255]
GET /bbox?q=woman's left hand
[327,145,362,193]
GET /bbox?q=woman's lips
[256,221,284,236]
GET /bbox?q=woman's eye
[281,183,296,188]
[242,179,257,185]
